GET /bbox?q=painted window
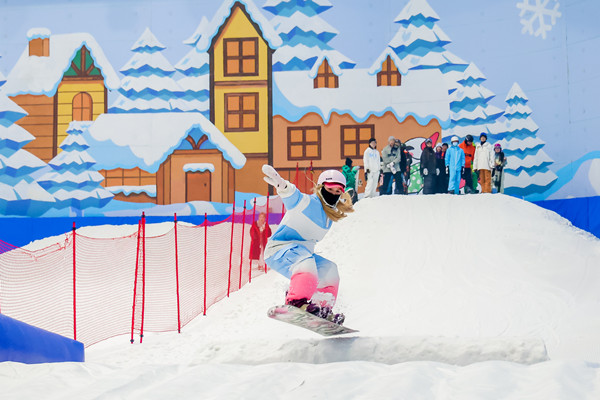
[64,46,102,78]
[224,38,258,76]
[72,92,93,121]
[341,125,375,158]
[377,56,401,86]
[314,59,339,89]
[101,168,155,187]
[225,93,259,131]
[288,127,321,160]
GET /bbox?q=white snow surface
[26,27,51,40]
[2,32,120,96]
[3,195,600,398]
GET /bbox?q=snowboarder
[342,157,359,204]
[420,138,437,195]
[363,138,380,198]
[473,133,495,193]
[492,143,507,193]
[262,165,354,324]
[249,212,272,271]
[445,136,465,194]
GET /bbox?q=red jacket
[459,141,476,168]
[249,221,272,260]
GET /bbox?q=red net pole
[131,219,142,344]
[238,200,247,290]
[265,195,270,274]
[249,198,257,283]
[72,222,77,341]
[174,213,181,333]
[140,212,146,343]
[203,213,207,316]
[227,208,234,297]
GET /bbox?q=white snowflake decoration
[517,0,561,39]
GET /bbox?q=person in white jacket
[363,138,381,198]
[473,133,495,193]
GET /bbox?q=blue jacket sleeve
[280,184,306,211]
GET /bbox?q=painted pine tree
[444,63,504,142]
[263,0,355,71]
[37,121,113,212]
[496,83,557,197]
[109,27,187,113]
[0,62,55,216]
[176,17,210,117]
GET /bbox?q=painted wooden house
[195,0,282,195]
[3,28,120,162]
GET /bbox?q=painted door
[186,171,211,202]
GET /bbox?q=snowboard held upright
[267,304,358,336]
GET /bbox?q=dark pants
[422,174,436,195]
[382,172,403,195]
[463,167,473,193]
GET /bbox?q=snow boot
[286,298,321,317]
[318,307,346,325]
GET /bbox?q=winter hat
[345,157,353,167]
[388,136,396,142]
[480,133,488,139]
[425,138,432,144]
[451,136,459,143]
[368,137,377,144]
[435,143,442,149]
[494,143,502,149]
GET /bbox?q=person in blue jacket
[445,136,465,194]
[262,164,354,323]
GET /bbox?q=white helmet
[317,169,346,188]
[451,136,459,143]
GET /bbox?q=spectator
[249,212,272,271]
[420,138,437,194]
[435,143,447,194]
[492,143,507,193]
[381,136,402,195]
[459,135,476,194]
[342,157,360,203]
[445,136,465,194]
[397,139,409,194]
[473,133,495,193]
[363,138,380,198]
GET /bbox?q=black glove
[461,167,465,177]
[366,169,370,175]
[446,166,449,175]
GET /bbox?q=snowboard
[267,304,358,337]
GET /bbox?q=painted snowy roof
[3,32,120,97]
[106,185,156,197]
[85,112,246,173]
[26,27,51,40]
[274,67,450,125]
[271,11,338,36]
[183,17,210,46]
[394,0,440,24]
[131,28,166,52]
[506,82,528,102]
[368,47,411,75]
[196,0,283,52]
[183,163,215,173]
[308,51,356,77]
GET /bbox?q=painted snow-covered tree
[175,17,210,117]
[37,121,113,212]
[444,63,504,142]
[109,27,187,113]
[263,0,355,71]
[0,62,55,216]
[496,83,557,197]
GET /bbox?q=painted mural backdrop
[0,0,598,219]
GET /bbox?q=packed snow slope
[2,194,600,399]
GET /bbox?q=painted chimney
[27,28,51,57]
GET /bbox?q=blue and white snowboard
[268,304,358,336]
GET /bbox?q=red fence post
[140,212,146,343]
[227,209,235,297]
[131,219,142,344]
[72,222,77,341]
[265,196,270,274]
[249,198,257,283]
[174,213,181,333]
[203,213,207,316]
[238,200,247,290]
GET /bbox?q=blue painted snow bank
[533,195,600,239]
[0,314,84,364]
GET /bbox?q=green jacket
[342,165,359,190]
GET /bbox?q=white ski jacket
[363,147,380,176]
[473,141,495,171]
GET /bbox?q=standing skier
[363,138,380,198]
[445,136,465,194]
[262,165,354,323]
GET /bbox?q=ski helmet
[451,136,459,143]
[466,135,473,142]
[318,169,346,190]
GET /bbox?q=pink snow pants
[265,244,340,308]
